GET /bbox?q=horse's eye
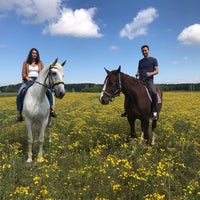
[50,71,56,76]
[109,81,115,86]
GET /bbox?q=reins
[35,81,48,88]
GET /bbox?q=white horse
[23,58,66,162]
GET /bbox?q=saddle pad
[145,87,161,104]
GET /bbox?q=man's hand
[135,72,139,78]
[146,72,152,77]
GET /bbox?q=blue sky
[0,0,200,86]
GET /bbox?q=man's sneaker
[50,111,57,118]
[121,110,127,117]
[152,112,158,120]
[17,115,24,122]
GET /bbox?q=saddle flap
[145,87,161,104]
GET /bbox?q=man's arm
[146,66,158,77]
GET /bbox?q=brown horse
[99,66,162,145]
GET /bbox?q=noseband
[102,73,122,100]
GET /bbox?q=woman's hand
[26,77,33,81]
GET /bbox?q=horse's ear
[104,67,110,74]
[61,60,66,67]
[52,58,58,66]
[117,65,121,72]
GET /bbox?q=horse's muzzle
[55,91,65,99]
[99,98,110,105]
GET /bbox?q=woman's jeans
[16,78,54,113]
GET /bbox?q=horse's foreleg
[37,129,45,162]
[127,117,136,138]
[48,131,52,143]
[151,120,157,146]
[140,121,144,139]
[27,126,33,163]
[142,119,150,145]
[37,123,48,162]
[27,142,33,162]
[47,117,52,143]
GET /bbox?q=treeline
[0,83,200,93]
[0,83,103,93]
[158,83,200,91]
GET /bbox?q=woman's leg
[46,89,57,117]
[16,82,28,121]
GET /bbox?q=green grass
[0,92,200,199]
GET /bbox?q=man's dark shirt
[138,57,158,81]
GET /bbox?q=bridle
[35,65,64,91]
[102,73,122,100]
[48,66,64,91]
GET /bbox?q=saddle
[20,81,35,98]
[139,80,161,104]
[20,81,51,100]
[144,87,161,104]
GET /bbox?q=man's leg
[146,81,158,120]
[149,84,158,120]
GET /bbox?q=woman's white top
[28,65,39,77]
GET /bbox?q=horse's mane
[119,71,147,101]
[37,64,51,79]
[120,71,142,87]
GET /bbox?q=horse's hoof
[27,158,32,163]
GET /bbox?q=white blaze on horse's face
[100,78,107,100]
[100,78,110,105]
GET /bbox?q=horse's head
[48,58,66,99]
[100,66,121,105]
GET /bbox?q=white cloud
[108,45,119,52]
[172,56,189,65]
[43,7,102,38]
[0,0,16,10]
[21,0,61,24]
[0,0,61,23]
[120,7,158,40]
[177,24,200,45]
[172,60,180,65]
[0,0,102,38]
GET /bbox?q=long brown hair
[26,48,41,64]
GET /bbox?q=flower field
[0,92,200,199]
